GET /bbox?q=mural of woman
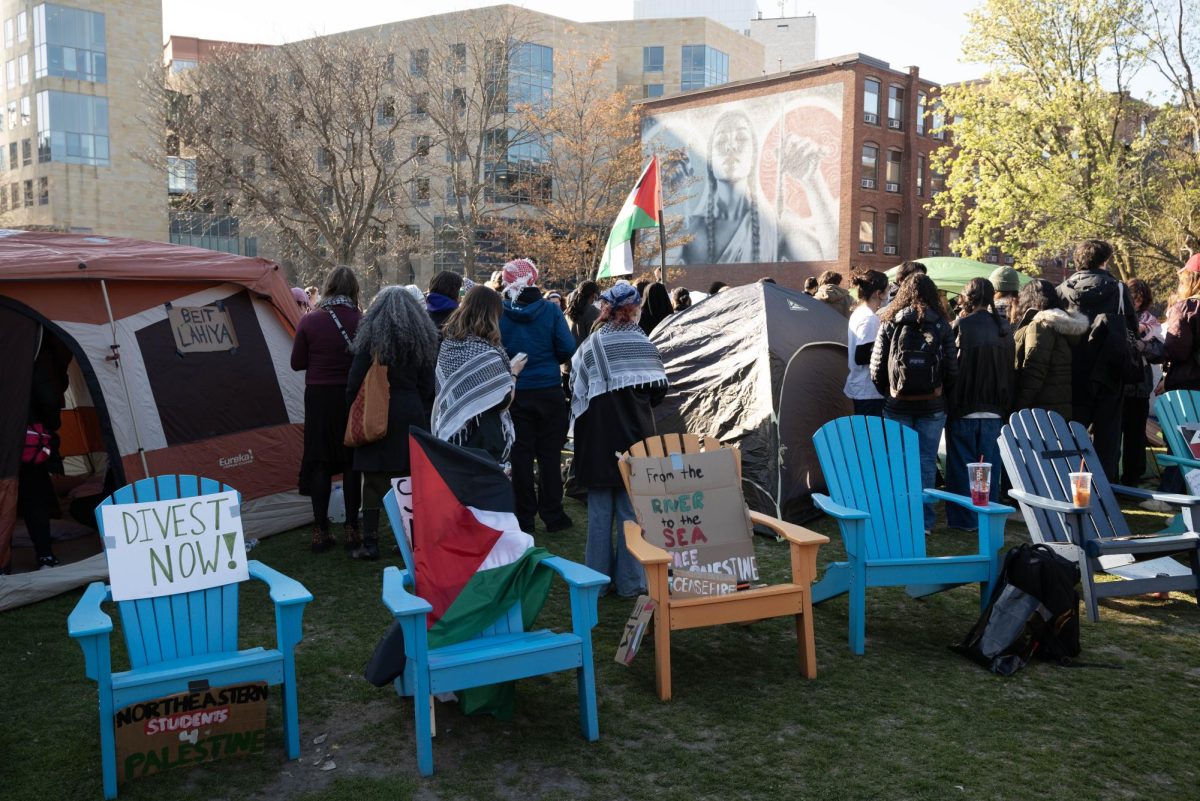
[677,107,838,266]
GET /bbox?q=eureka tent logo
[787,300,809,312]
[218,450,254,469]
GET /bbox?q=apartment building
[638,53,966,288]
[0,0,164,241]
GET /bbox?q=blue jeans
[882,409,947,531]
[853,397,885,417]
[585,487,646,597]
[945,417,1004,529]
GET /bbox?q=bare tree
[144,34,428,289]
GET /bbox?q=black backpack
[953,543,1081,676]
[888,318,943,397]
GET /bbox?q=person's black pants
[1120,395,1150,486]
[509,387,569,531]
[17,462,55,559]
[1073,391,1124,483]
[309,466,360,531]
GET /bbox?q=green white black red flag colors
[596,156,661,280]
[408,427,553,717]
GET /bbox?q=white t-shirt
[844,303,883,401]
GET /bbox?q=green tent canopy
[885,257,1032,296]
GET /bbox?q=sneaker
[1139,499,1175,513]
[37,555,60,570]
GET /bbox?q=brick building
[638,53,972,289]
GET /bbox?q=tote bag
[345,358,390,447]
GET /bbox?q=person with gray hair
[346,286,439,560]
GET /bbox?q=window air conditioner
[864,112,879,125]
[883,245,898,255]
[888,119,902,130]
[885,182,900,192]
[858,242,874,253]
[861,178,876,189]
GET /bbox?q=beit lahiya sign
[167,303,240,354]
[100,490,249,602]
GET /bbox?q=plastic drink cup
[968,462,991,507]
[1069,472,1092,507]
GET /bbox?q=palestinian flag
[596,157,661,280]
[409,428,552,717]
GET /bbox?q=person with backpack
[871,273,958,531]
[1056,240,1138,481]
[1012,279,1088,419]
[844,269,889,416]
[945,278,1015,529]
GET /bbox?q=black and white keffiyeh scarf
[318,294,357,309]
[570,322,667,422]
[432,336,515,460]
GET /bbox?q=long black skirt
[299,384,352,496]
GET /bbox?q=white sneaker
[1139,499,1175,513]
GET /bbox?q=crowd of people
[844,240,1200,530]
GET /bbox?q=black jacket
[949,310,1015,419]
[574,385,668,489]
[346,351,435,474]
[870,307,958,416]
[1057,269,1137,396]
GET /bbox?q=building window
[917,154,925,196]
[947,228,962,254]
[0,181,6,211]
[170,58,196,74]
[886,150,902,192]
[410,48,428,77]
[23,178,32,207]
[507,42,552,112]
[484,126,550,203]
[20,96,29,126]
[167,156,196,193]
[450,43,466,72]
[18,54,29,85]
[930,167,945,196]
[17,10,26,42]
[644,83,663,98]
[410,92,428,118]
[928,224,943,256]
[414,176,430,206]
[5,101,12,130]
[315,146,331,169]
[861,143,878,188]
[863,78,880,124]
[449,86,466,114]
[884,211,900,255]
[680,45,728,91]
[6,60,15,90]
[8,142,16,168]
[36,90,109,166]
[858,209,876,252]
[412,134,431,160]
[4,19,12,48]
[931,98,945,140]
[33,4,107,83]
[9,182,17,208]
[887,85,904,129]
[169,212,256,255]
[643,45,663,73]
[21,138,31,166]
[37,175,47,205]
[376,96,396,126]
[917,91,927,135]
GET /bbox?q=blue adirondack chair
[998,408,1200,621]
[381,489,608,776]
[67,475,312,799]
[811,416,1012,654]
[1155,390,1200,529]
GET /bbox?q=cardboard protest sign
[115,682,267,784]
[100,490,248,602]
[615,595,655,666]
[625,448,758,597]
[167,303,240,354]
[390,476,413,548]
[667,568,738,597]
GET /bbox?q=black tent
[651,282,852,521]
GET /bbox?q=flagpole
[657,209,667,292]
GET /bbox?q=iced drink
[1069,472,1091,507]
[968,462,991,507]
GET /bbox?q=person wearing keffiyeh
[570,280,669,597]
[433,286,519,466]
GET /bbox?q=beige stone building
[0,0,164,241]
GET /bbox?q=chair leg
[653,610,672,702]
[281,668,301,760]
[414,693,434,776]
[796,603,817,679]
[576,659,600,741]
[1079,555,1100,623]
[849,565,866,655]
[99,694,118,800]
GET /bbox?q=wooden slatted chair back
[1155,390,1200,465]
[618,433,741,498]
[998,409,1130,545]
[382,480,524,637]
[96,475,241,669]
[812,416,926,559]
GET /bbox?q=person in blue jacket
[498,258,577,532]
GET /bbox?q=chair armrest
[812,493,869,521]
[382,566,432,618]
[248,560,313,606]
[923,488,1014,515]
[1156,453,1200,470]
[68,582,113,639]
[1111,484,1200,507]
[623,520,671,565]
[748,511,830,546]
[541,555,609,589]
[1007,488,1087,514]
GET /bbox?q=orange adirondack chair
[618,433,828,701]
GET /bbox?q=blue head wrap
[600,280,641,309]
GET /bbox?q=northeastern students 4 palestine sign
[115,682,268,784]
[100,490,249,602]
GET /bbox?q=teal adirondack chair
[1155,390,1200,523]
[381,489,608,776]
[811,416,1012,654]
[67,475,312,799]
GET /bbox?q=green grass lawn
[2,499,1198,801]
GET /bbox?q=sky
[161,0,988,86]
